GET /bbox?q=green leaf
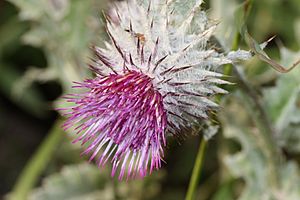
[234,0,253,37]
[280,124,300,153]
[0,12,46,116]
[295,18,300,45]
[29,163,113,200]
[0,62,45,116]
[28,162,164,200]
[220,95,300,199]
[7,0,69,21]
[209,0,239,50]
[263,48,300,152]
[212,181,235,200]
[0,16,27,54]
[9,0,108,93]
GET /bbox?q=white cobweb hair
[91,0,251,136]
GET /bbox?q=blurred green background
[0,0,299,199]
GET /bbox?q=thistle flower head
[61,0,250,180]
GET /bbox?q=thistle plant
[6,0,300,199]
[60,0,250,180]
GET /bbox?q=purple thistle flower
[60,0,250,179]
[63,71,167,179]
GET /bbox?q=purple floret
[62,70,167,180]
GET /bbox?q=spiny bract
[61,0,250,180]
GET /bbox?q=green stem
[185,2,249,197]
[9,118,64,200]
[185,1,256,199]
[185,138,207,200]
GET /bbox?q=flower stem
[184,7,244,197]
[9,118,64,200]
[185,138,207,200]
[187,0,266,198]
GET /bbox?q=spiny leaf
[263,48,300,152]
[29,163,113,200]
[220,95,300,199]
[0,62,46,116]
[8,0,107,93]
[29,163,164,200]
